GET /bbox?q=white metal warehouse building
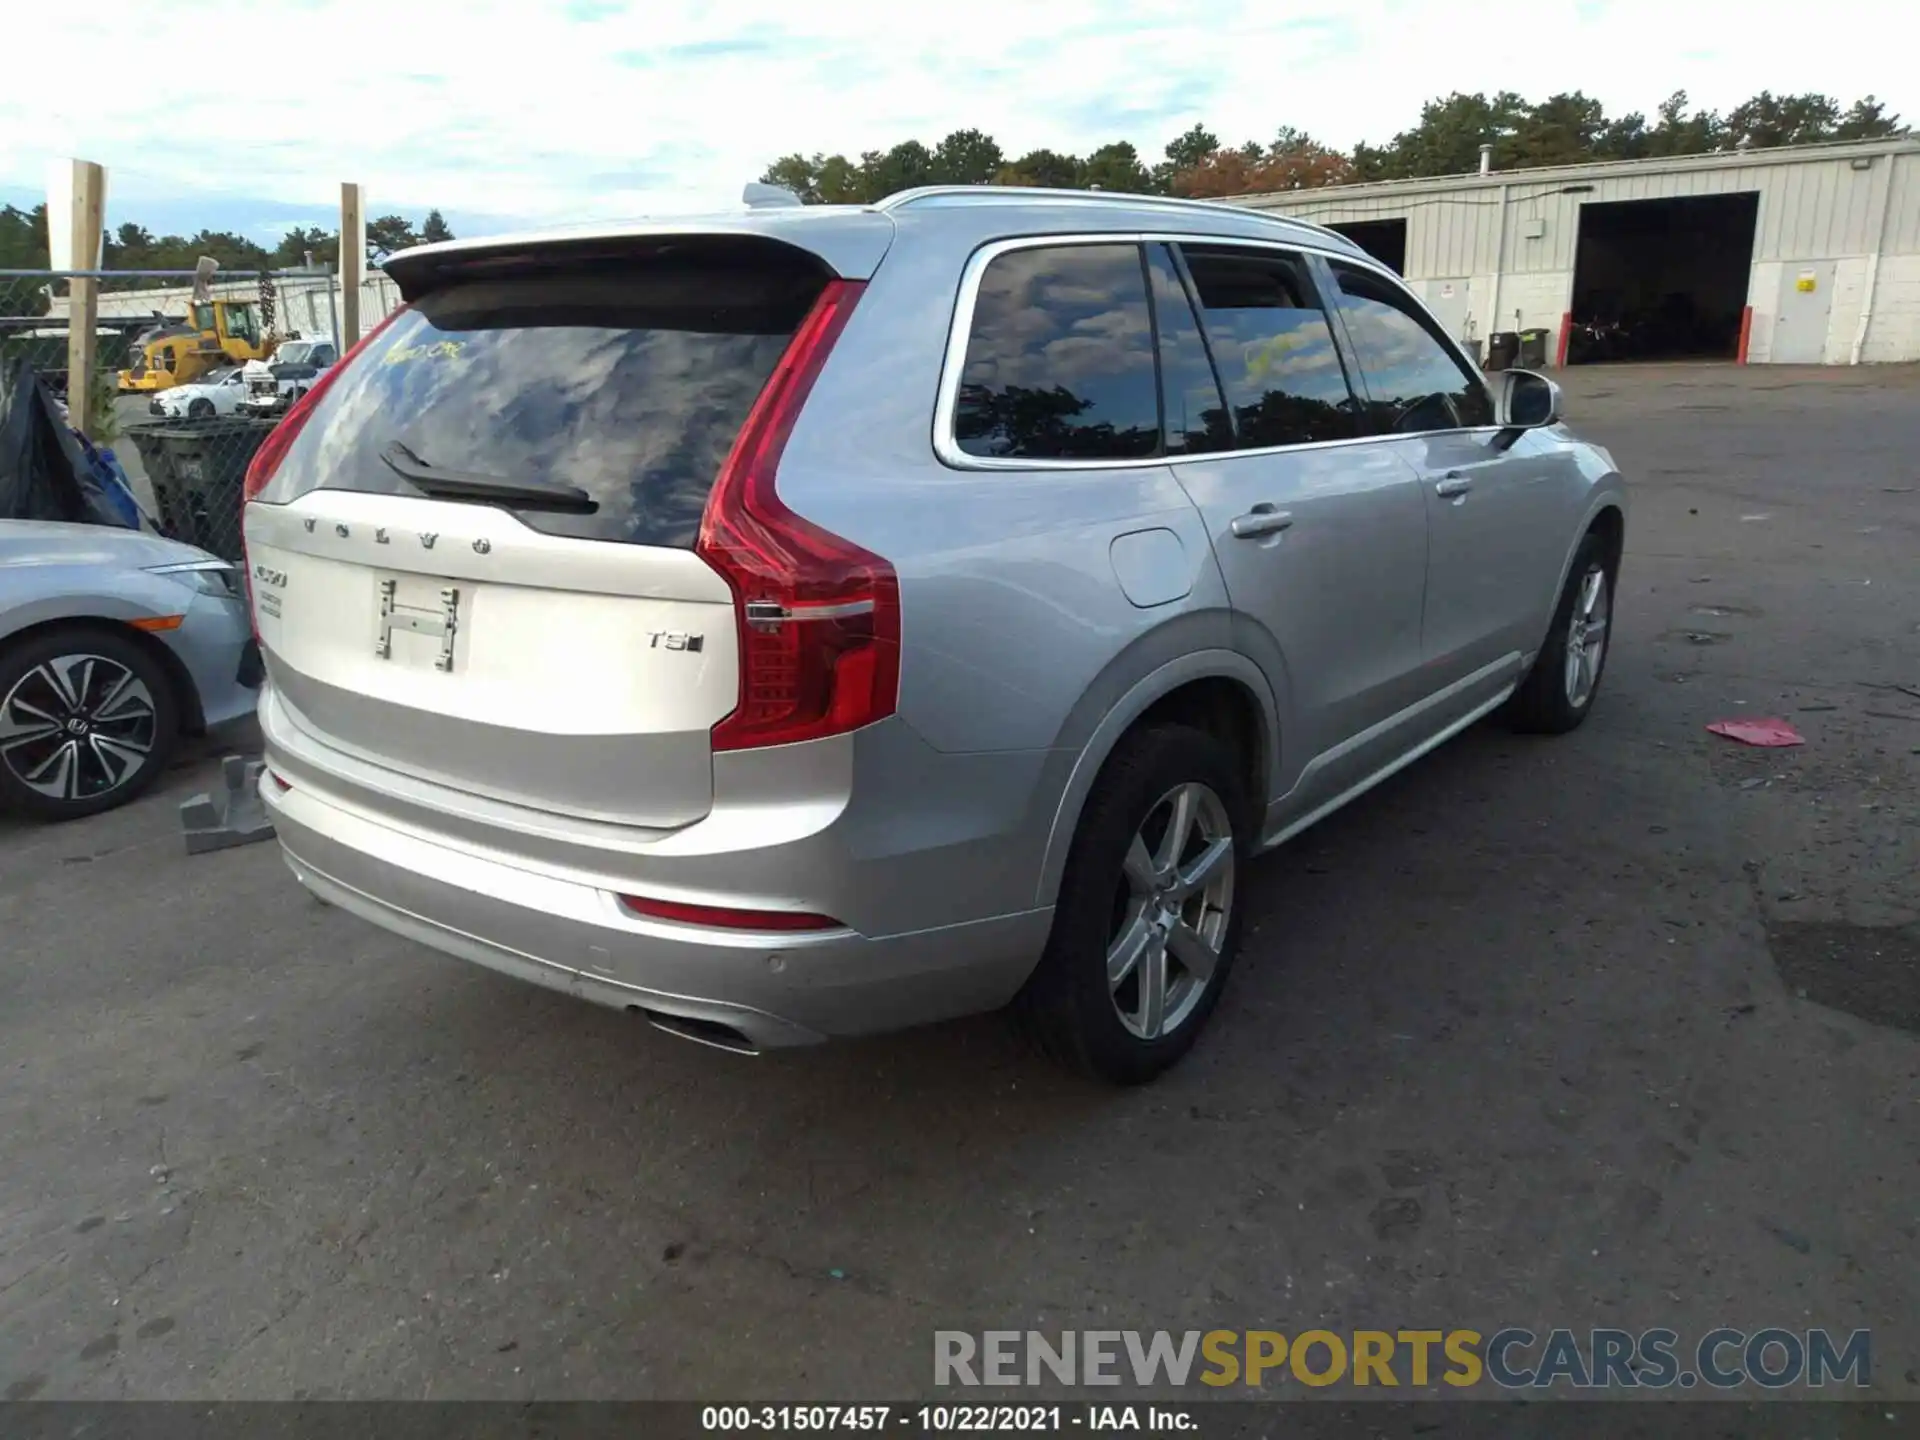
[1233,136,1920,367]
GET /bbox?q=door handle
[1434,473,1473,499]
[1230,504,1295,539]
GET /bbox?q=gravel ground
[3,363,1916,1403]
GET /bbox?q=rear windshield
[269,255,824,547]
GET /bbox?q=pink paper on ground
[1706,718,1806,747]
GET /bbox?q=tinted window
[1145,245,1233,456]
[269,258,823,547]
[953,244,1160,461]
[1330,262,1493,432]
[1179,245,1358,448]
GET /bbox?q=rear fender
[1034,648,1280,907]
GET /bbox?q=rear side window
[1329,261,1493,432]
[270,255,824,547]
[1178,244,1359,448]
[952,243,1160,461]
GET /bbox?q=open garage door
[1568,193,1759,364]
[1329,219,1407,275]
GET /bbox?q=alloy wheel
[1564,565,1610,708]
[1107,781,1236,1041]
[0,653,159,802]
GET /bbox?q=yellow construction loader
[117,300,275,393]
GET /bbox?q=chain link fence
[2,266,402,562]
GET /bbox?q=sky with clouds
[2,0,1910,244]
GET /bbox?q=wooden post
[340,182,364,346]
[64,160,106,437]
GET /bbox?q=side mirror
[1499,368,1561,427]
[1490,369,1561,451]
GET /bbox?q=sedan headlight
[147,559,241,599]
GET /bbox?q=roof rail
[875,185,1361,248]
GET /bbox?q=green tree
[932,128,1005,185]
[1644,90,1723,157]
[0,204,50,317]
[815,153,865,203]
[1082,141,1151,192]
[751,83,1912,211]
[1835,96,1906,139]
[1596,109,1651,161]
[420,209,454,245]
[1512,92,1612,167]
[366,214,420,261]
[272,226,337,268]
[1,204,50,268]
[1163,123,1220,171]
[133,230,272,272]
[1360,90,1531,178]
[760,154,821,202]
[860,141,936,199]
[996,148,1083,188]
[1724,91,1840,149]
[1152,124,1219,191]
[112,222,155,255]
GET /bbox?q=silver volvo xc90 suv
[242,187,1625,1082]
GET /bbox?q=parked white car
[242,339,339,417]
[148,366,249,420]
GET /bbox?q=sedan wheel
[0,629,180,820]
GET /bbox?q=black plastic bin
[1485,331,1519,371]
[124,416,276,562]
[1518,327,1552,369]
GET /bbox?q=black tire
[0,625,182,821]
[1014,724,1250,1084]
[1505,532,1615,734]
[186,398,214,419]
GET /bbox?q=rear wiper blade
[380,441,597,513]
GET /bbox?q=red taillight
[241,305,410,634]
[695,280,899,753]
[619,895,844,932]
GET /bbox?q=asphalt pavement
[2,363,1916,1401]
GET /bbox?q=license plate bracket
[374,576,460,672]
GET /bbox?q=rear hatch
[243,234,864,828]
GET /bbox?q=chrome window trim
[931,231,1498,473]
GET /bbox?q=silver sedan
[0,520,259,820]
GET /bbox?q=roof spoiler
[381,213,896,301]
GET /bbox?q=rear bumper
[258,770,1052,1049]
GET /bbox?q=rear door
[1155,242,1430,816]
[243,244,831,828]
[1323,258,1574,686]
